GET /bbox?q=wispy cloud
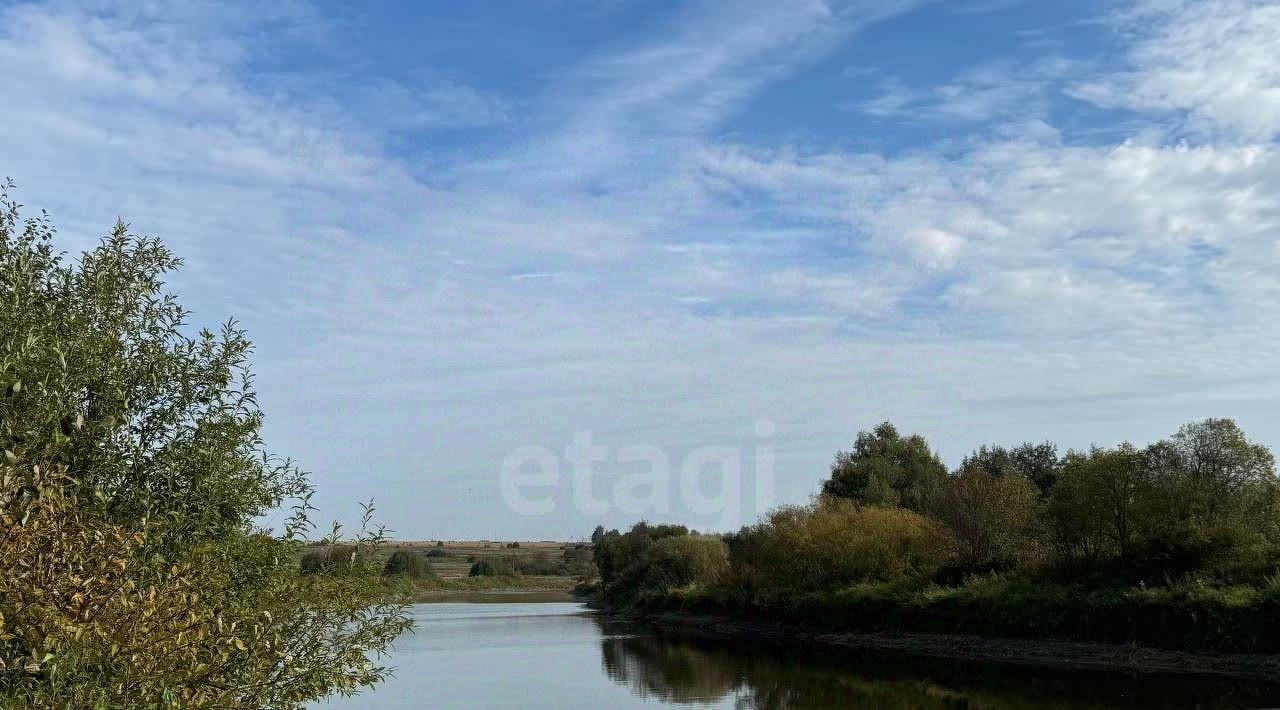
[1069,0,1280,141]
[856,57,1085,122]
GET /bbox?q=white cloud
[1071,0,1280,141]
[697,136,1280,340]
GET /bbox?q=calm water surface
[313,602,1280,709]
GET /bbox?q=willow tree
[0,181,409,707]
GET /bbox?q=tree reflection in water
[594,617,1280,710]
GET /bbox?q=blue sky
[2,0,1279,540]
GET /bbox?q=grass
[388,574,578,602]
[301,539,591,601]
[374,539,576,580]
[645,575,1280,654]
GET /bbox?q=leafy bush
[643,535,728,592]
[469,557,518,577]
[299,544,359,575]
[517,551,567,576]
[300,550,326,575]
[383,550,435,578]
[562,545,597,578]
[469,559,497,576]
[726,499,951,595]
[593,523,692,603]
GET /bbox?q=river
[312,601,1280,709]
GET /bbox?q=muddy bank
[608,610,1280,684]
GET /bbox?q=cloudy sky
[2,0,1278,539]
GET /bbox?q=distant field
[305,539,587,581]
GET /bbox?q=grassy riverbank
[603,575,1280,654]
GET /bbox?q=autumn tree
[937,460,1039,569]
[959,441,1059,495]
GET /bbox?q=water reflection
[596,617,1280,710]
[311,604,1280,709]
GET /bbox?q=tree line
[823,419,1279,582]
[590,419,1280,650]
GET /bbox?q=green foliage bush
[726,499,951,596]
[383,549,435,578]
[469,559,498,576]
[300,549,326,575]
[469,557,518,577]
[644,535,729,591]
[517,550,567,576]
[561,544,597,578]
[593,523,731,603]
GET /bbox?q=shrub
[469,557,518,577]
[297,544,358,575]
[562,545,597,577]
[426,547,448,558]
[300,550,326,575]
[727,499,951,595]
[383,549,434,578]
[517,551,567,576]
[594,523,691,602]
[643,535,728,592]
